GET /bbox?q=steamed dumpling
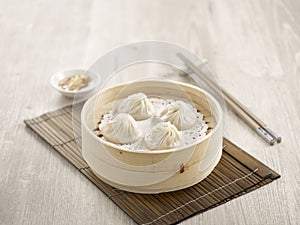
[157,100,197,130]
[102,113,142,144]
[144,122,181,150]
[114,93,154,120]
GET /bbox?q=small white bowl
[50,69,101,98]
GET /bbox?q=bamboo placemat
[24,104,280,225]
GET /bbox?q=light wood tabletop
[1,0,299,224]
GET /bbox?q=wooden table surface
[1,0,299,224]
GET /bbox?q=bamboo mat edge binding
[24,105,280,225]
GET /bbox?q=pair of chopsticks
[177,53,281,145]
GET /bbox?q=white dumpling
[156,100,197,130]
[102,113,142,144]
[114,93,154,120]
[144,122,181,150]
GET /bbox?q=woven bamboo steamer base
[91,148,222,193]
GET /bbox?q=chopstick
[177,53,281,145]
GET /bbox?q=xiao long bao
[99,92,207,150]
[154,100,197,131]
[102,113,142,144]
[144,122,181,150]
[113,92,155,120]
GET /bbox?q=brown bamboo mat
[24,104,280,225]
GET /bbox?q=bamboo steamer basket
[81,80,223,194]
